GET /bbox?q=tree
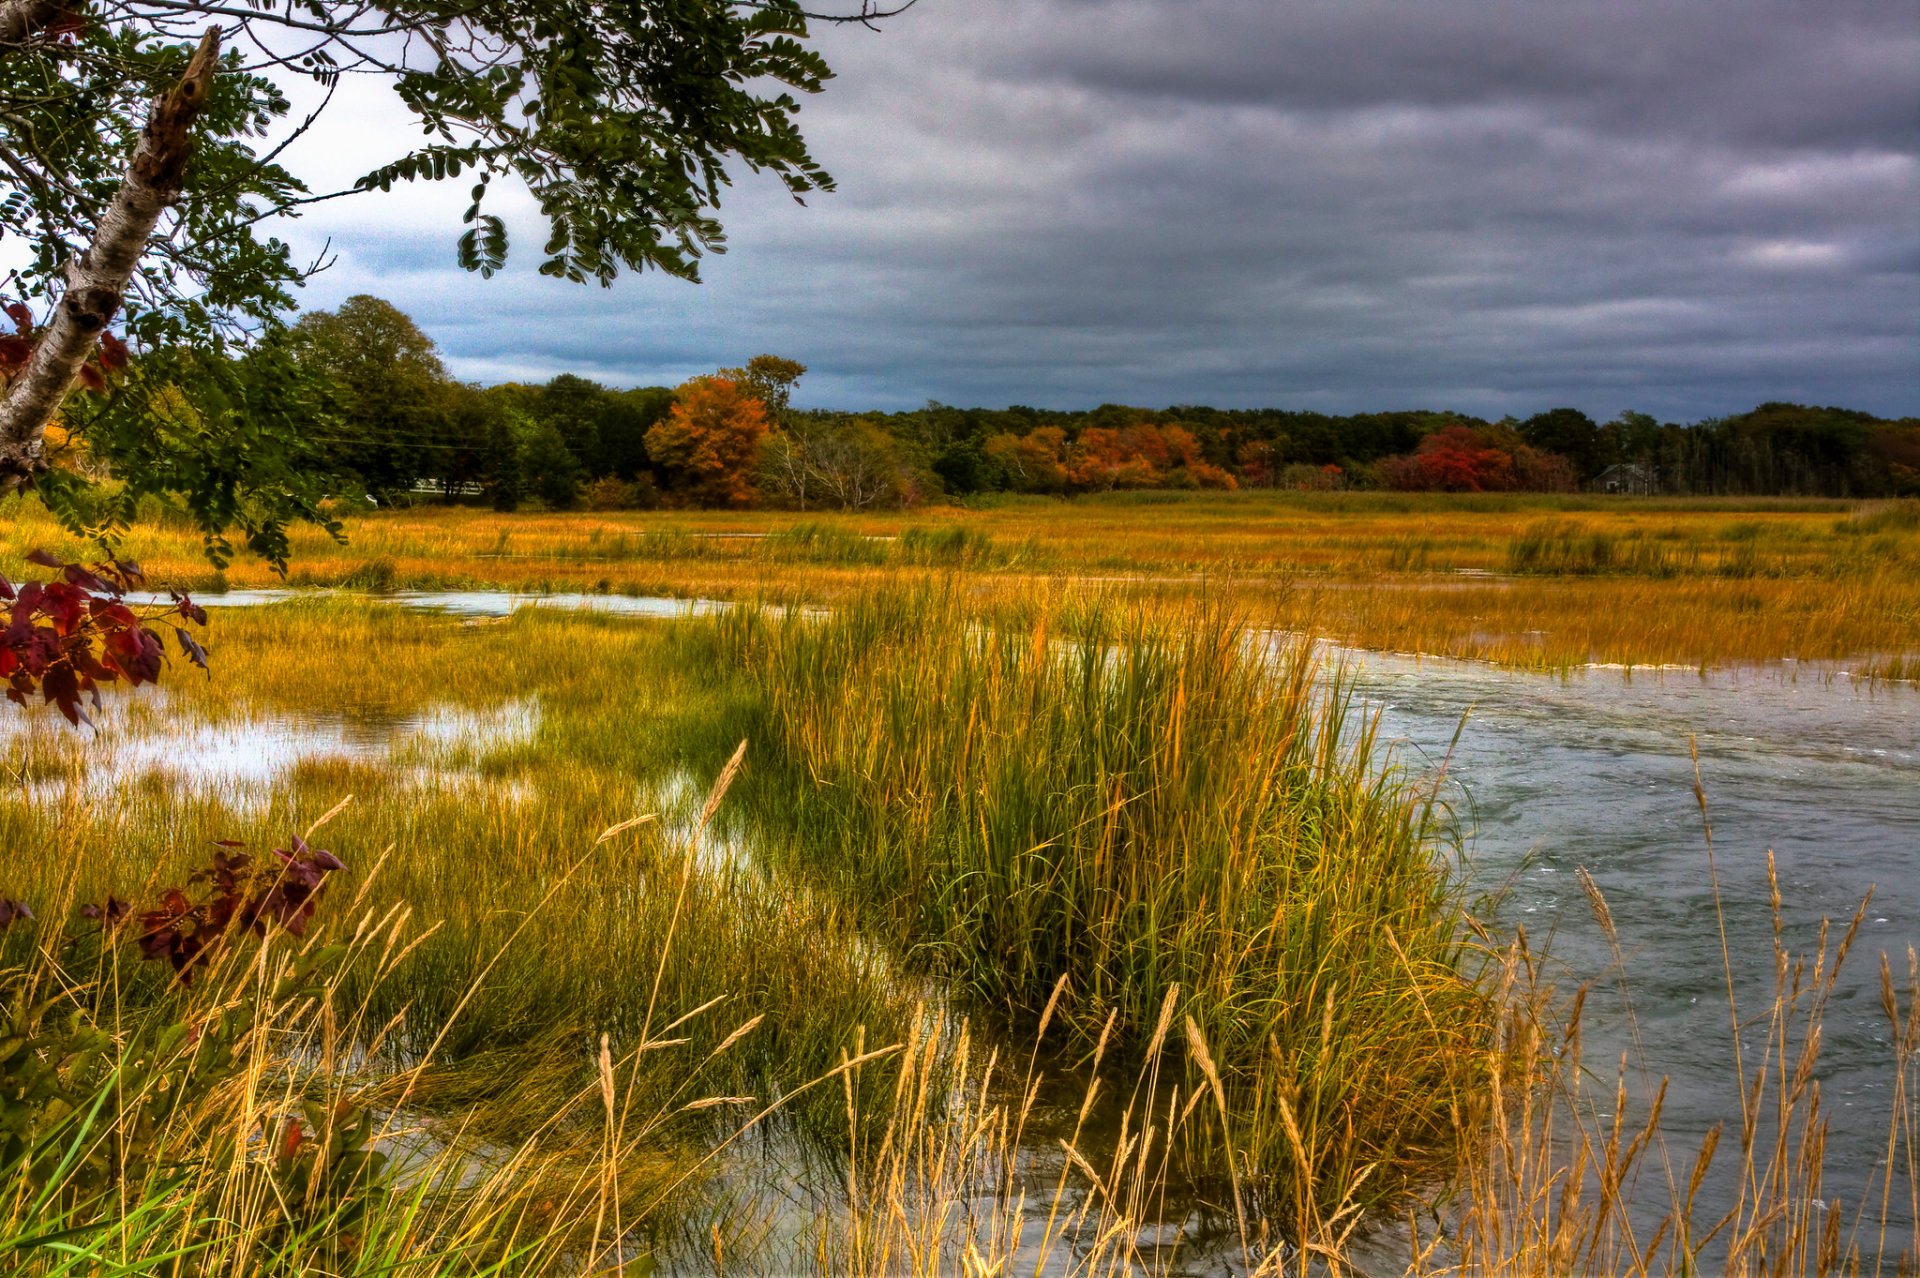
[758,430,816,510]
[1378,425,1517,492]
[598,388,675,480]
[519,421,584,510]
[984,427,1070,493]
[475,397,528,512]
[533,375,611,478]
[1520,408,1604,480]
[646,375,769,507]
[0,0,896,561]
[289,296,457,501]
[731,355,808,420]
[760,414,912,510]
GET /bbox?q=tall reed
[682,585,1501,1232]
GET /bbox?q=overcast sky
[278,0,1920,421]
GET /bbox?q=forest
[201,296,1920,513]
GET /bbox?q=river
[1346,646,1920,1264]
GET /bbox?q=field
[1,494,1916,1273]
[4,490,1915,676]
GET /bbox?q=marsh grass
[2,588,1915,1273]
[0,602,917,1136]
[5,490,1916,674]
[0,770,914,1275]
[677,584,1501,1231]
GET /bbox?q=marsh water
[1345,645,1920,1267]
[39,591,1920,1270]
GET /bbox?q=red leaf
[174,627,208,669]
[64,564,114,594]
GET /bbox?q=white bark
[0,27,219,494]
[0,0,65,48]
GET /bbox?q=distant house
[1591,463,1654,495]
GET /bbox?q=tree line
[199,297,1920,512]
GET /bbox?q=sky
[277,0,1920,421]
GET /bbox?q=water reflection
[2,693,541,805]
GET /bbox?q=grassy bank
[2,491,1916,673]
[0,603,915,1139]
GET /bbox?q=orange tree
[645,375,771,507]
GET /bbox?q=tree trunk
[0,27,219,495]
[0,0,68,48]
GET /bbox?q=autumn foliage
[644,375,770,507]
[133,837,345,981]
[1,551,207,725]
[984,422,1237,494]
[0,299,130,393]
[1376,423,1576,493]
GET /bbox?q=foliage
[43,341,344,572]
[0,0,842,322]
[727,354,808,420]
[0,839,373,1250]
[289,297,459,502]
[0,26,303,356]
[1519,407,1605,477]
[0,551,205,725]
[242,296,1920,510]
[133,838,345,980]
[760,415,919,510]
[0,0,865,565]
[1377,424,1516,492]
[646,375,771,506]
[517,421,585,510]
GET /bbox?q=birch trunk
[0,0,66,48]
[0,27,219,494]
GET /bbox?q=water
[1340,646,1920,1254]
[2,689,541,806]
[133,587,736,618]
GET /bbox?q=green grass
[674,584,1499,1229]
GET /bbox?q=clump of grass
[763,521,888,566]
[0,785,896,1274]
[894,525,1007,568]
[339,557,401,592]
[681,585,1500,1231]
[1507,521,1698,577]
[1840,499,1920,535]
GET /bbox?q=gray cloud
[279,0,1920,420]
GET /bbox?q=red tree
[1379,425,1517,492]
[645,376,771,507]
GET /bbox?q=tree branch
[0,26,219,494]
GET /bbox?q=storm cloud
[281,0,1920,419]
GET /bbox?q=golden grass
[3,490,1912,674]
[0,559,1914,1271]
